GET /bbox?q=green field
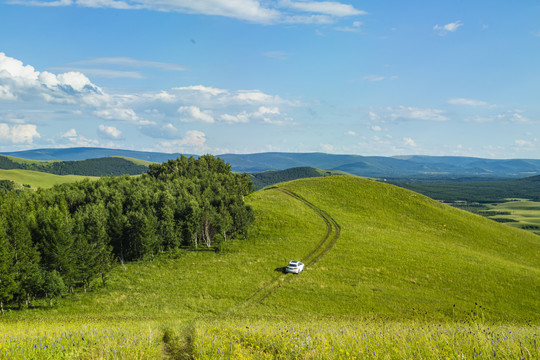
[0,169,97,189]
[1,177,538,358]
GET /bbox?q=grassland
[0,169,97,189]
[0,176,538,358]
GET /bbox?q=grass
[487,199,540,233]
[0,169,97,189]
[1,176,539,358]
[190,319,538,359]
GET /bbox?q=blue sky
[1,0,539,158]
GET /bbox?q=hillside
[249,166,351,190]
[4,147,540,178]
[8,176,536,323]
[0,155,149,176]
[0,169,97,189]
[2,176,538,358]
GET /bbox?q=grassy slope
[2,176,539,358]
[12,176,537,325]
[0,169,97,189]
[252,177,539,323]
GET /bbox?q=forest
[0,155,254,314]
[0,155,149,176]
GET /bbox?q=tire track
[226,186,340,314]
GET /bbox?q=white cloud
[0,52,106,105]
[159,130,208,153]
[173,85,229,96]
[178,106,215,123]
[10,0,365,24]
[220,106,286,125]
[98,124,122,139]
[514,139,536,148]
[371,125,382,132]
[69,57,186,71]
[448,98,488,106]
[345,130,356,136]
[94,107,141,122]
[220,112,251,124]
[236,90,276,103]
[61,128,78,138]
[434,21,463,36]
[0,123,40,144]
[336,20,362,32]
[387,106,448,122]
[403,137,417,147]
[363,75,385,82]
[279,0,366,17]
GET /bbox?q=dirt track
[227,186,341,313]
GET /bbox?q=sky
[0,1,540,158]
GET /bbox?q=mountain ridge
[3,147,540,178]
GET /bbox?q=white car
[285,260,304,274]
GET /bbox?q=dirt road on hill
[227,186,341,313]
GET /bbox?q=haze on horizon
[0,0,539,159]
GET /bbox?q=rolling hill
[249,166,351,190]
[1,176,538,358]
[4,147,540,178]
[0,154,149,176]
[0,169,98,189]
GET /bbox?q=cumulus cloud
[1,52,298,151]
[434,21,463,36]
[0,52,106,105]
[387,106,448,122]
[178,106,215,123]
[93,107,150,124]
[61,128,78,138]
[159,130,208,153]
[98,124,122,139]
[0,123,40,144]
[10,0,365,24]
[403,137,417,147]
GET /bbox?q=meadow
[0,169,96,189]
[0,176,538,358]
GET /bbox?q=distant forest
[0,156,148,176]
[393,175,540,203]
[0,155,253,313]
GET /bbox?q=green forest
[0,155,253,313]
[0,155,149,176]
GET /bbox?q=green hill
[1,176,538,358]
[0,169,98,189]
[0,154,149,176]
[249,166,351,190]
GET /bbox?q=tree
[0,216,15,315]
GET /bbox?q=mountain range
[2,147,540,178]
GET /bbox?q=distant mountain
[0,147,187,162]
[3,147,540,179]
